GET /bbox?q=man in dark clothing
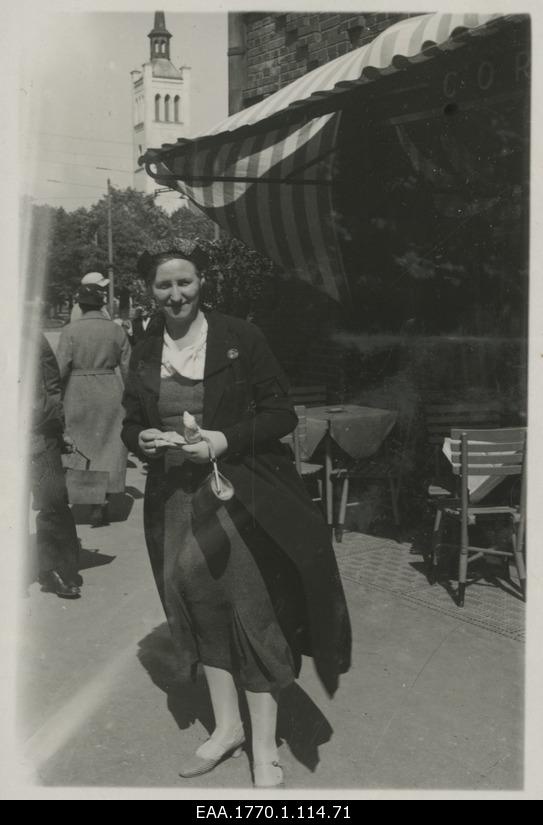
[130,306,152,346]
[30,335,81,598]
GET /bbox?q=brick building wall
[232,12,415,110]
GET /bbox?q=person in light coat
[57,283,131,526]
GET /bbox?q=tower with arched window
[131,11,191,212]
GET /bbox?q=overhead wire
[29,195,102,201]
[34,159,131,173]
[46,178,106,188]
[34,130,133,146]
[35,147,133,161]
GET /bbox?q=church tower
[131,11,191,212]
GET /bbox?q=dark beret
[76,284,104,308]
[137,237,209,280]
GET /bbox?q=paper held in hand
[153,431,187,449]
[153,412,203,450]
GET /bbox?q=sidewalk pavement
[18,459,524,793]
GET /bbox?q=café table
[303,404,398,526]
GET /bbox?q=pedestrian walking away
[30,334,82,598]
[122,237,351,789]
[70,271,111,323]
[57,283,131,526]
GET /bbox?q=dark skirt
[161,462,305,691]
[156,375,304,692]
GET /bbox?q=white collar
[161,316,208,380]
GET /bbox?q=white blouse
[161,317,208,380]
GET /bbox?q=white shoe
[253,761,284,788]
[179,729,245,778]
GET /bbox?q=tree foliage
[200,237,280,319]
[170,205,216,241]
[84,187,172,289]
[23,188,279,319]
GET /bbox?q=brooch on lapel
[227,347,239,360]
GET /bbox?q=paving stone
[334,532,525,642]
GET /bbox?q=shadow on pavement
[437,570,525,605]
[277,682,333,771]
[415,543,525,605]
[23,536,115,587]
[125,485,144,500]
[408,559,434,584]
[78,546,116,571]
[137,623,333,772]
[137,623,215,734]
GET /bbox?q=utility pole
[106,178,114,317]
[47,173,117,316]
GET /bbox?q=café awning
[142,12,511,303]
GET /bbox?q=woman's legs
[245,690,283,786]
[184,665,284,785]
[196,665,244,759]
[245,690,279,765]
[195,669,280,764]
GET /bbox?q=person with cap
[57,283,131,526]
[69,272,111,323]
[121,238,351,788]
[30,334,82,598]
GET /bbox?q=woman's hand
[181,429,228,464]
[138,428,168,459]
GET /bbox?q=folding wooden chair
[429,427,527,607]
[423,396,502,483]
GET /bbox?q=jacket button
[227,347,239,360]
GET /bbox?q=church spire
[148,11,172,61]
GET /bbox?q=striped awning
[143,12,511,303]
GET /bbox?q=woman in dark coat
[121,239,351,788]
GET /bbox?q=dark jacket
[130,315,151,346]
[33,335,64,440]
[121,310,351,696]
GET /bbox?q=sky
[20,10,228,211]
